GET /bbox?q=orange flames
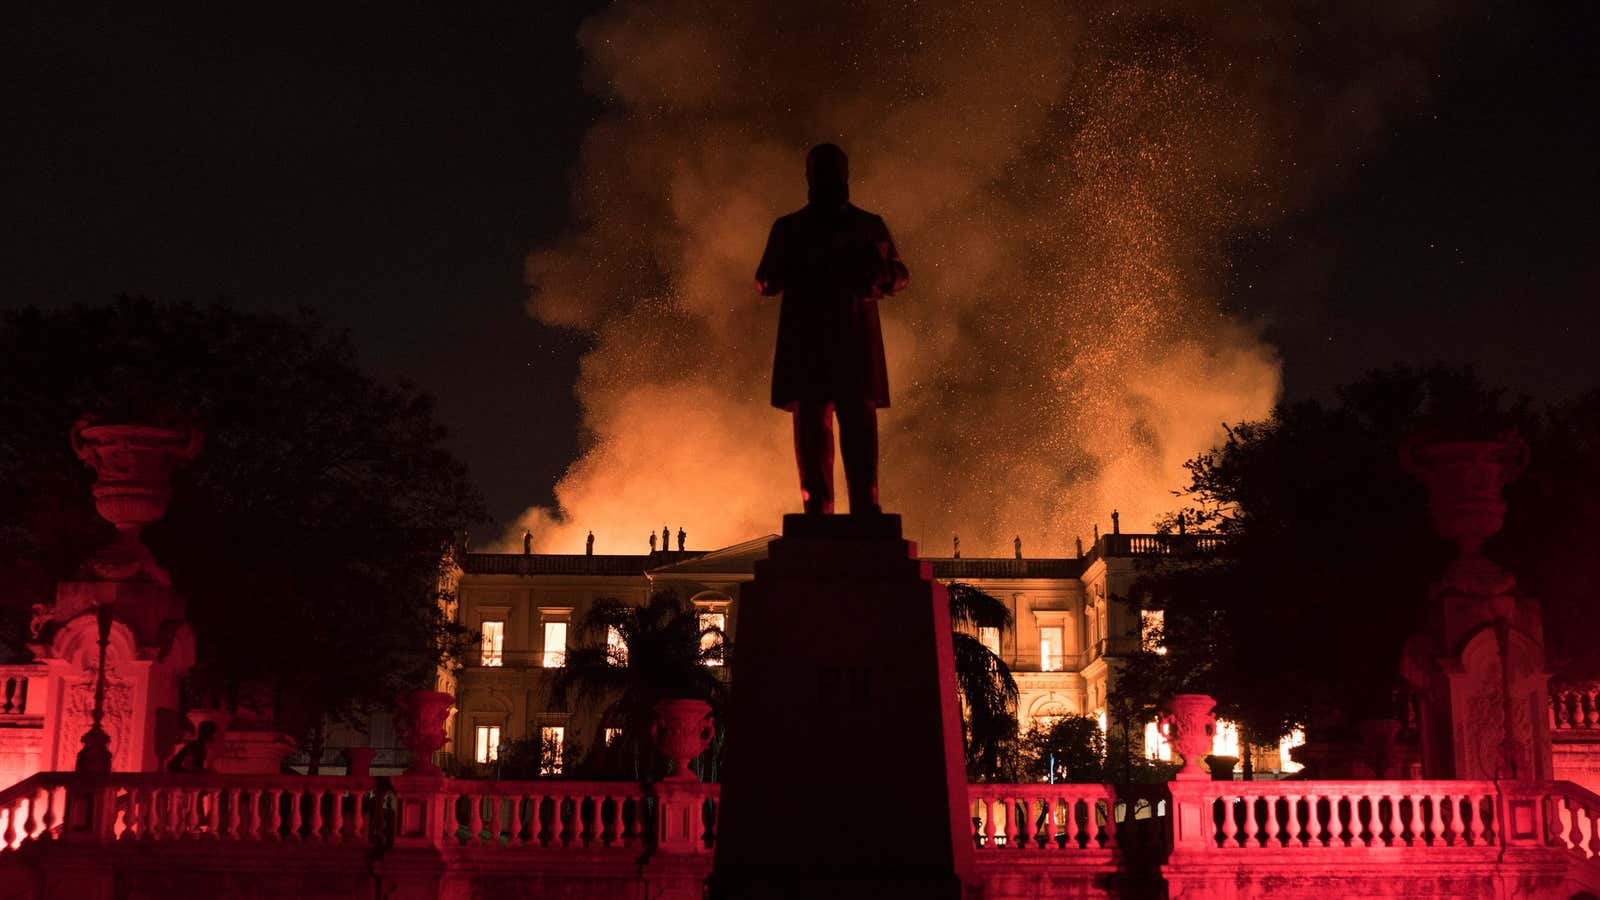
[503,2,1452,557]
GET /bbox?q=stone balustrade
[1,772,376,849]
[433,780,655,849]
[1170,780,1500,851]
[1552,682,1600,731]
[968,783,1165,853]
[0,667,34,718]
[5,773,1600,897]
[1550,780,1600,861]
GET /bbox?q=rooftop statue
[757,143,908,515]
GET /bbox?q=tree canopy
[1125,365,1600,751]
[0,298,487,748]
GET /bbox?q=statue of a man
[757,143,909,515]
[677,526,686,551]
[586,530,595,556]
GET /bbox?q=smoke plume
[509,1,1453,556]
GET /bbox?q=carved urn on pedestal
[396,690,454,776]
[652,698,714,781]
[1160,694,1217,781]
[1401,433,1551,781]
[71,419,204,585]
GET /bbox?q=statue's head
[805,143,849,205]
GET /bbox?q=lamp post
[74,605,115,774]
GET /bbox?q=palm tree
[551,592,726,780]
[947,582,1020,779]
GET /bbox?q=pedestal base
[711,514,971,898]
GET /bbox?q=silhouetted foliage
[552,592,726,781]
[0,298,486,748]
[948,582,1020,780]
[1132,365,1600,751]
[1019,714,1105,782]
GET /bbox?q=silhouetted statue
[677,526,686,552]
[757,143,909,515]
[586,530,595,556]
[649,532,658,552]
[523,530,532,555]
[1111,509,1120,535]
[1014,535,1022,560]
[952,534,960,558]
[167,721,218,773]
[662,525,670,551]
[1075,535,1084,558]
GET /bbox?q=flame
[504,2,1452,556]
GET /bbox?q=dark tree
[0,298,486,756]
[552,592,727,781]
[1134,365,1600,758]
[948,582,1020,780]
[1018,714,1107,783]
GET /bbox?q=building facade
[448,531,1200,774]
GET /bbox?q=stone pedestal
[711,514,971,899]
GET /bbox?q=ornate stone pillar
[29,420,202,773]
[1400,436,1552,780]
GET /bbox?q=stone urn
[1159,694,1217,781]
[185,708,232,739]
[1205,755,1239,781]
[395,690,453,776]
[1358,718,1402,779]
[651,698,715,782]
[345,747,377,779]
[1401,436,1527,593]
[70,420,203,585]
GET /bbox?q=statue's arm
[873,218,910,298]
[755,220,785,296]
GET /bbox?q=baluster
[984,796,999,849]
[561,794,578,847]
[1005,795,1023,849]
[1038,795,1055,850]
[1062,798,1080,849]
[1219,793,1239,848]
[1586,689,1599,727]
[486,793,502,845]
[1100,798,1117,849]
[167,787,185,839]
[1280,794,1301,848]
[204,788,220,838]
[1552,691,1567,728]
[1583,804,1599,860]
[268,789,285,841]
[1425,793,1444,847]
[1470,793,1489,846]
[1305,793,1324,847]
[1261,794,1280,848]
[351,788,367,842]
[287,788,305,841]
[26,789,45,841]
[248,789,264,840]
[1383,793,1401,847]
[137,788,153,840]
[454,792,470,844]
[607,793,623,847]
[302,789,321,842]
[1359,794,1378,847]
[1325,793,1344,847]
[1453,793,1475,846]
[1241,794,1260,848]
[326,788,344,843]
[587,793,601,847]
[1407,793,1425,847]
[225,788,240,840]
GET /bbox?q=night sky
[6,2,1596,528]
